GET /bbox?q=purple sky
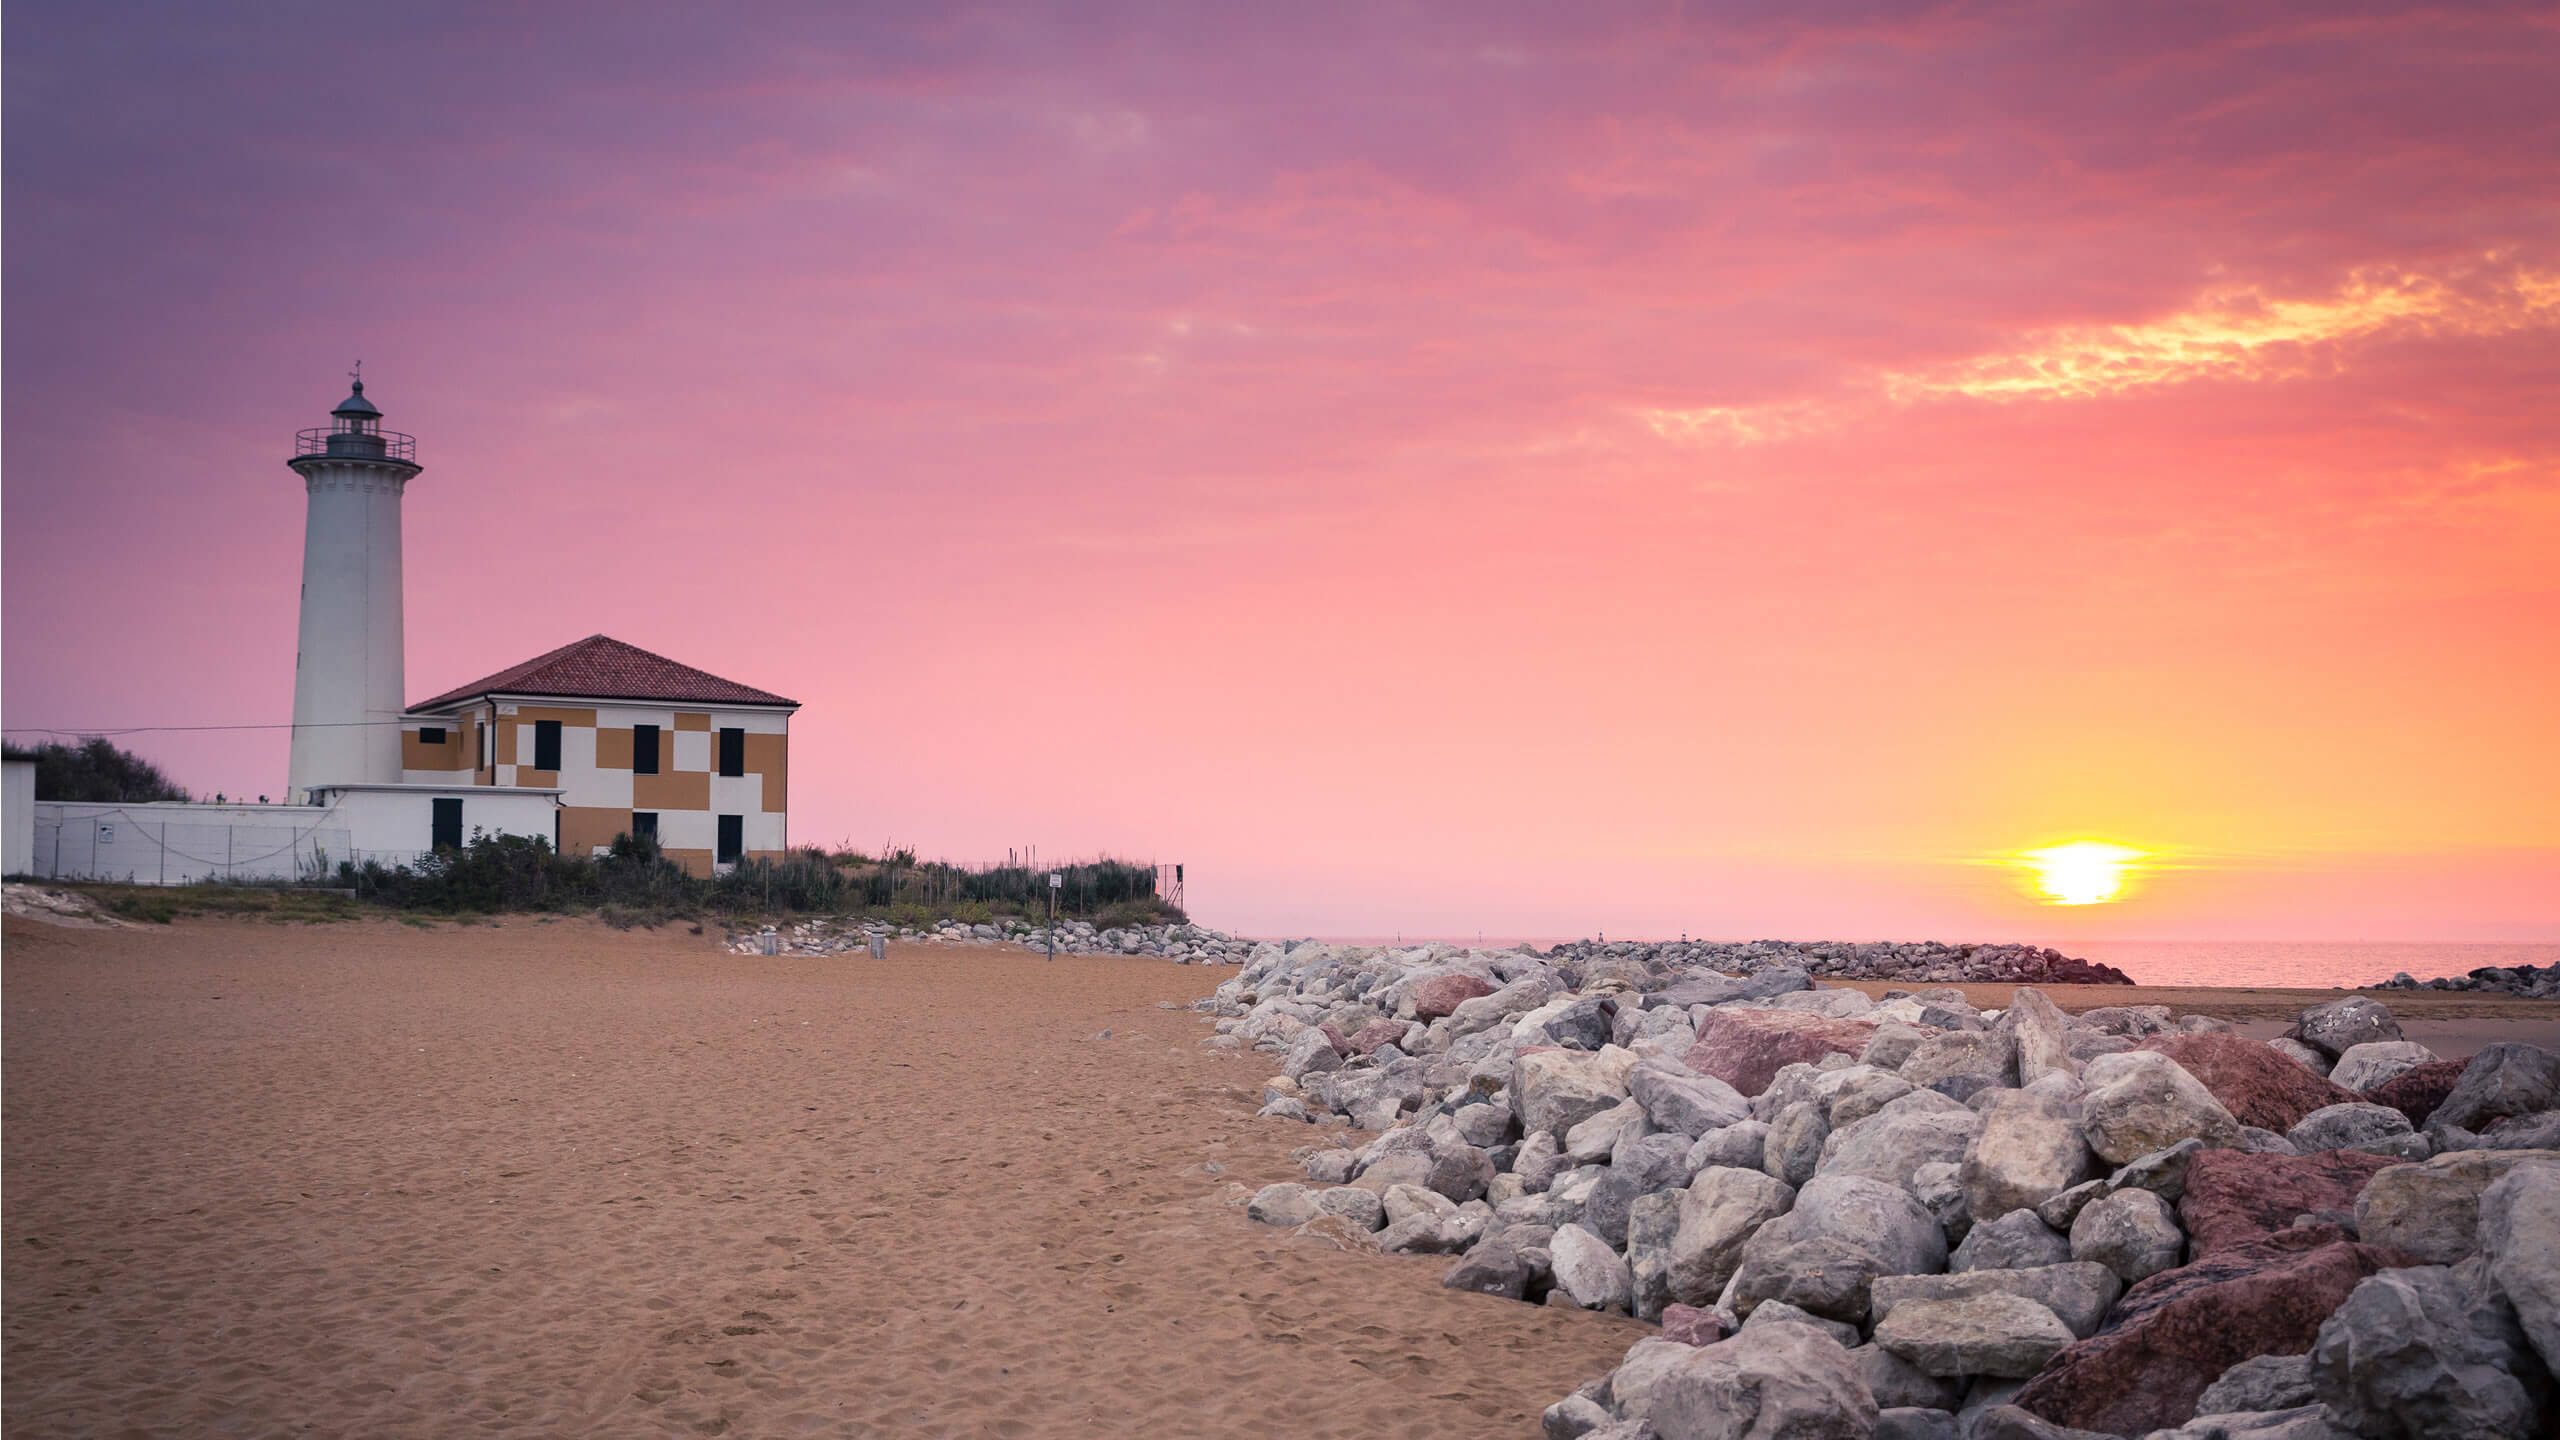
[8,3,2557,940]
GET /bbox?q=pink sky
[7,3,2556,941]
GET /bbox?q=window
[419,726,447,745]
[632,811,658,839]
[432,797,463,851]
[718,727,745,777]
[716,814,744,863]
[533,719,562,771]
[480,721,493,770]
[632,724,660,775]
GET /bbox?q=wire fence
[26,813,363,886]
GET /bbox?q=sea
[1314,937,2560,990]
[2038,940,2560,991]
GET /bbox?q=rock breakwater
[727,916,1256,961]
[2375,962,2560,1000]
[1201,945,2560,1439]
[729,920,2136,988]
[1541,938,2135,988]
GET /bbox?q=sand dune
[2,916,1638,1438]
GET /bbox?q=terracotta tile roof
[411,634,797,711]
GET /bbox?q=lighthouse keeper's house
[400,634,798,875]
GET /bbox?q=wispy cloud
[1888,261,2560,404]
[1646,261,2560,445]
[1637,401,1828,447]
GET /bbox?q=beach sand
[11,921,2558,1439]
[2,915,1637,1439]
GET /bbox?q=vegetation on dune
[31,803,1182,932]
[5,738,190,803]
[77,882,360,926]
[335,833,1183,928]
[819,847,1164,913]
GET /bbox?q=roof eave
[405,690,801,716]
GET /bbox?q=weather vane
[349,359,363,386]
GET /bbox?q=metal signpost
[1047,872,1062,962]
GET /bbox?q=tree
[3,738,191,803]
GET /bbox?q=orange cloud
[1642,261,2560,447]
[1889,261,2560,403]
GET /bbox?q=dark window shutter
[717,814,743,863]
[534,720,562,771]
[419,726,446,746]
[718,727,745,777]
[632,811,657,839]
[633,724,660,775]
[432,798,464,850]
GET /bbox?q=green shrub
[8,737,188,803]
[73,882,357,925]
[302,832,1172,927]
[339,831,590,913]
[105,891,179,924]
[1091,897,1186,930]
[709,847,850,914]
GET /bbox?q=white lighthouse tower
[285,376,421,803]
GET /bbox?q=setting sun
[2019,842,2152,906]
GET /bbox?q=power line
[3,721,409,737]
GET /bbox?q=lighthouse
[285,377,421,803]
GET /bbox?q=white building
[4,757,35,876]
[17,379,799,883]
[285,380,414,799]
[400,634,798,875]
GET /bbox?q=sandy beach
[2,915,1640,1439]
[9,917,2559,1438]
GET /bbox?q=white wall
[29,801,355,884]
[4,760,35,876]
[671,727,711,773]
[314,787,561,861]
[26,787,560,885]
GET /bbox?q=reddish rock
[1319,1023,1354,1056]
[2365,1058,2465,1129]
[1410,973,1497,1022]
[2037,954,2137,986]
[2135,1032,2359,1132]
[2012,1230,2413,1436]
[2177,1148,2405,1259]
[1346,1019,1408,1056]
[1659,1303,1724,1347]
[1683,1010,1880,1098]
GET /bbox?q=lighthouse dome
[331,380,382,420]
